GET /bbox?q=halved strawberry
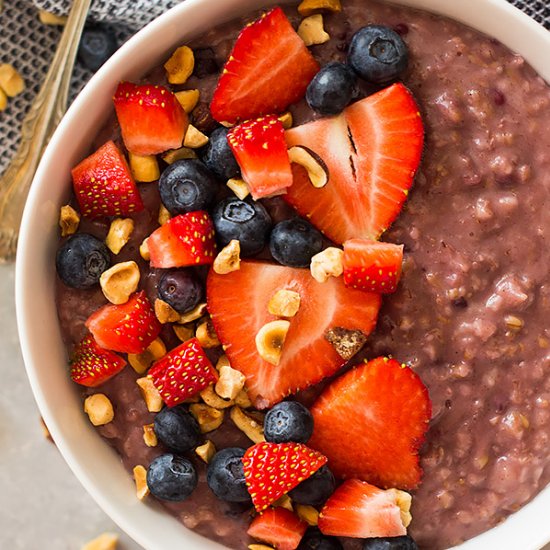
[285,83,424,244]
[85,291,161,354]
[207,261,381,408]
[70,334,127,387]
[318,479,410,538]
[248,507,308,550]
[147,211,216,268]
[113,82,188,155]
[148,338,218,407]
[210,7,319,124]
[228,116,292,199]
[71,140,144,219]
[309,357,432,490]
[243,442,327,512]
[343,239,404,294]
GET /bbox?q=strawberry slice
[85,291,161,354]
[228,116,293,199]
[248,507,308,550]
[243,442,327,512]
[113,81,188,155]
[147,211,216,268]
[207,261,381,408]
[343,239,404,294]
[318,479,410,538]
[70,334,127,387]
[71,140,144,219]
[309,357,432,490]
[285,83,424,244]
[210,7,319,124]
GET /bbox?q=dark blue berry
[200,127,240,181]
[363,536,418,550]
[289,464,335,506]
[298,528,343,550]
[146,453,197,501]
[207,447,251,503]
[159,159,218,215]
[306,62,357,115]
[158,270,203,314]
[153,405,201,453]
[348,26,408,84]
[78,26,118,72]
[269,218,323,268]
[212,198,272,257]
[264,401,314,444]
[56,233,110,289]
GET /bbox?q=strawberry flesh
[248,507,308,550]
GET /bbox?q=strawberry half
[148,338,218,407]
[228,116,293,199]
[318,479,410,539]
[243,442,327,512]
[248,507,308,550]
[71,140,144,219]
[113,81,188,155]
[343,239,404,294]
[285,83,424,244]
[147,211,216,268]
[309,357,432,490]
[207,261,381,408]
[85,291,161,354]
[70,334,127,387]
[210,7,319,124]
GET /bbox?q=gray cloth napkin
[0,0,549,177]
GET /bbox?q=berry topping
[228,115,293,199]
[153,405,201,453]
[309,357,432,489]
[298,529,343,550]
[348,26,408,84]
[363,536,418,550]
[113,81,188,155]
[306,62,357,115]
[248,507,308,550]
[269,218,323,268]
[148,338,218,407]
[210,7,319,124]
[264,401,314,444]
[71,140,144,219]
[78,25,118,72]
[200,127,240,181]
[146,453,198,502]
[69,334,127,387]
[289,464,335,507]
[206,447,251,503]
[85,290,161,354]
[212,198,272,257]
[157,269,203,314]
[56,233,111,289]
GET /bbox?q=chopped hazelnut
[278,111,293,130]
[268,289,301,318]
[84,394,114,426]
[173,323,195,342]
[0,64,25,97]
[248,545,274,550]
[105,218,134,254]
[59,204,80,237]
[179,302,207,323]
[297,0,342,16]
[216,354,231,371]
[39,10,67,25]
[196,319,221,348]
[133,465,150,500]
[213,239,241,274]
[128,338,166,374]
[154,298,181,324]
[136,377,163,412]
[389,489,412,527]
[129,153,160,183]
[164,45,194,85]
[189,403,224,433]
[143,423,158,447]
[235,388,252,409]
[298,14,330,46]
[288,145,328,188]
[184,124,209,148]
[273,494,294,511]
[310,247,344,283]
[162,146,197,164]
[295,504,319,525]
[226,178,250,200]
[195,440,216,463]
[255,320,290,366]
[0,88,7,111]
[216,365,246,400]
[175,89,200,113]
[139,237,150,260]
[81,533,119,550]
[158,204,171,225]
[200,384,234,409]
[230,405,265,444]
[99,261,140,305]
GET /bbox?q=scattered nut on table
[84,394,114,426]
[81,532,119,550]
[0,64,25,97]
[310,247,344,283]
[39,10,67,25]
[100,261,140,305]
[164,45,195,85]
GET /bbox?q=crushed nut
[0,88,7,111]
[189,403,224,433]
[325,327,366,360]
[226,178,250,200]
[158,204,171,225]
[230,405,265,444]
[162,146,197,164]
[179,302,207,323]
[505,315,524,330]
[268,289,301,318]
[139,237,150,260]
[39,10,68,25]
[295,504,319,526]
[137,377,163,412]
[129,153,160,183]
[173,323,195,342]
[389,489,412,527]
[59,204,80,237]
[235,388,252,409]
[133,465,150,500]
[81,533,119,550]
[164,45,195,84]
[278,111,293,130]
[213,239,241,275]
[297,0,342,16]
[288,145,328,188]
[255,320,290,366]
[196,319,221,348]
[200,384,234,409]
[249,546,274,550]
[310,247,344,283]
[154,298,181,324]
[175,89,200,113]
[128,338,166,374]
[143,423,158,447]
[105,218,135,254]
[216,354,231,371]
[273,494,294,511]
[184,124,209,149]
[40,417,52,441]
[100,261,140,305]
[216,365,246,400]
[84,394,114,426]
[298,14,330,46]
[0,64,25,97]
[195,440,216,463]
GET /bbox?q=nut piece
[213,239,241,275]
[0,88,7,111]
[298,14,330,46]
[216,365,246,400]
[295,504,319,526]
[255,320,290,366]
[81,533,119,550]
[273,494,294,511]
[162,146,197,164]
[200,384,234,409]
[59,204,80,237]
[184,124,209,149]
[288,145,328,188]
[189,403,225,433]
[84,394,114,426]
[195,440,216,463]
[230,405,265,444]
[310,247,344,283]
[268,289,301,318]
[226,178,250,200]
[175,89,200,113]
[0,64,25,97]
[235,388,252,409]
[137,377,163,412]
[143,423,158,447]
[140,237,150,260]
[216,354,231,371]
[133,465,150,500]
[325,327,366,361]
[196,319,221,348]
[164,45,195,85]
[100,261,140,305]
[39,10,68,25]
[128,338,166,374]
[249,546,274,550]
[154,298,181,324]
[179,302,208,323]
[173,323,195,342]
[105,218,135,255]
[278,111,293,130]
[158,204,171,225]
[129,153,160,183]
[297,0,342,16]
[389,489,412,527]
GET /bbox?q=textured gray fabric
[0,0,548,176]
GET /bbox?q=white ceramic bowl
[15,0,550,549]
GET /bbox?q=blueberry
[159,159,218,215]
[146,453,197,501]
[212,198,272,257]
[158,270,203,314]
[56,233,110,289]
[78,25,118,72]
[363,536,418,550]
[200,127,240,181]
[207,447,251,503]
[289,465,335,506]
[306,62,357,115]
[298,528,343,550]
[269,218,323,267]
[348,26,408,84]
[153,405,201,453]
[264,401,314,444]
